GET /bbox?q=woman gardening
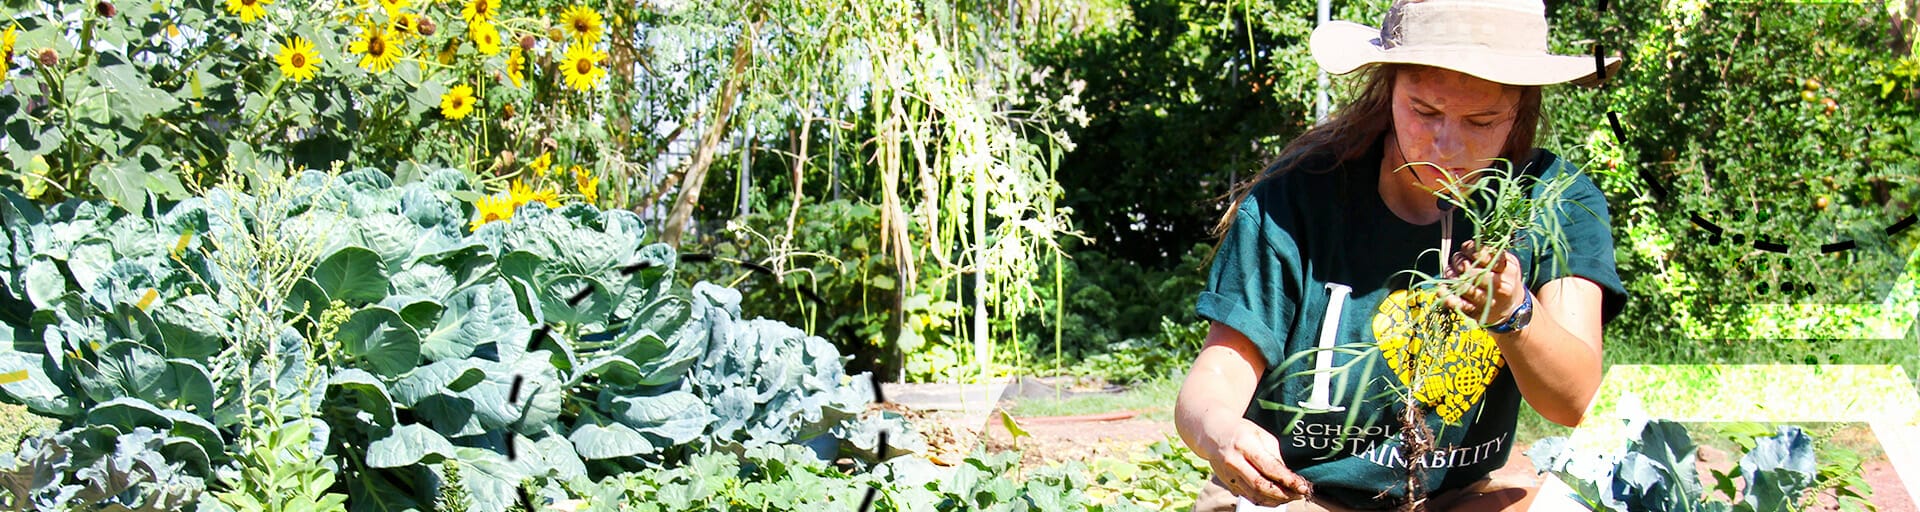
[1174,0,1628,510]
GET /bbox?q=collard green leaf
[448,447,528,512]
[337,307,421,378]
[538,274,615,332]
[0,190,45,271]
[389,263,456,301]
[419,282,522,362]
[411,394,481,438]
[106,302,166,352]
[157,409,223,465]
[159,359,216,416]
[86,397,173,433]
[513,433,588,480]
[327,368,397,428]
[315,247,390,305]
[346,465,431,512]
[387,296,444,332]
[284,277,331,322]
[398,187,461,232]
[618,296,705,387]
[0,351,77,416]
[463,353,564,436]
[366,424,458,468]
[1607,420,1706,512]
[570,356,644,389]
[569,422,653,460]
[151,294,225,359]
[84,258,165,313]
[22,256,66,310]
[1739,427,1817,512]
[355,213,416,269]
[609,391,712,446]
[73,340,169,404]
[158,434,214,477]
[389,359,486,407]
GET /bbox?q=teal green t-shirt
[1196,140,1628,509]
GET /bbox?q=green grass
[1005,375,1183,422]
[1514,400,1575,449]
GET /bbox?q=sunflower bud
[418,17,437,37]
[95,1,116,18]
[36,48,57,67]
[501,103,516,121]
[520,34,537,50]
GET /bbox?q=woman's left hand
[1443,239,1526,328]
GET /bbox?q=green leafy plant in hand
[1390,159,1584,508]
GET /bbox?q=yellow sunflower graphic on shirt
[1371,288,1505,424]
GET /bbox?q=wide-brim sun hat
[1311,0,1621,87]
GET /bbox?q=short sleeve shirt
[1196,141,1628,509]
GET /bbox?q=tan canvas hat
[1311,0,1621,86]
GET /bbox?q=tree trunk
[660,17,763,246]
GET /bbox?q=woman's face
[1388,66,1521,187]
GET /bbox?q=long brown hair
[1208,63,1544,240]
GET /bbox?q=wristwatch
[1486,290,1533,334]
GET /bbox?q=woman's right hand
[1199,417,1314,507]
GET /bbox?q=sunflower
[223,0,272,23]
[573,166,600,204]
[470,21,502,55]
[558,5,603,46]
[505,47,527,87]
[469,192,515,232]
[348,24,402,73]
[389,12,421,38]
[531,186,559,208]
[378,0,408,15]
[462,0,499,25]
[437,41,457,65]
[509,179,537,206]
[274,37,323,82]
[527,151,552,175]
[1,25,15,82]
[558,45,606,92]
[440,84,477,119]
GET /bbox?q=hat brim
[1311,20,1622,87]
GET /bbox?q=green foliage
[1025,0,1362,266]
[1060,317,1206,386]
[0,170,897,510]
[1069,437,1211,510]
[212,419,348,512]
[1018,242,1211,378]
[1530,420,1836,512]
[1542,0,1920,349]
[540,438,1207,511]
[680,199,961,382]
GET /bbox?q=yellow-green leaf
[998,409,1029,439]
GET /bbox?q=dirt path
[909,402,1916,511]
